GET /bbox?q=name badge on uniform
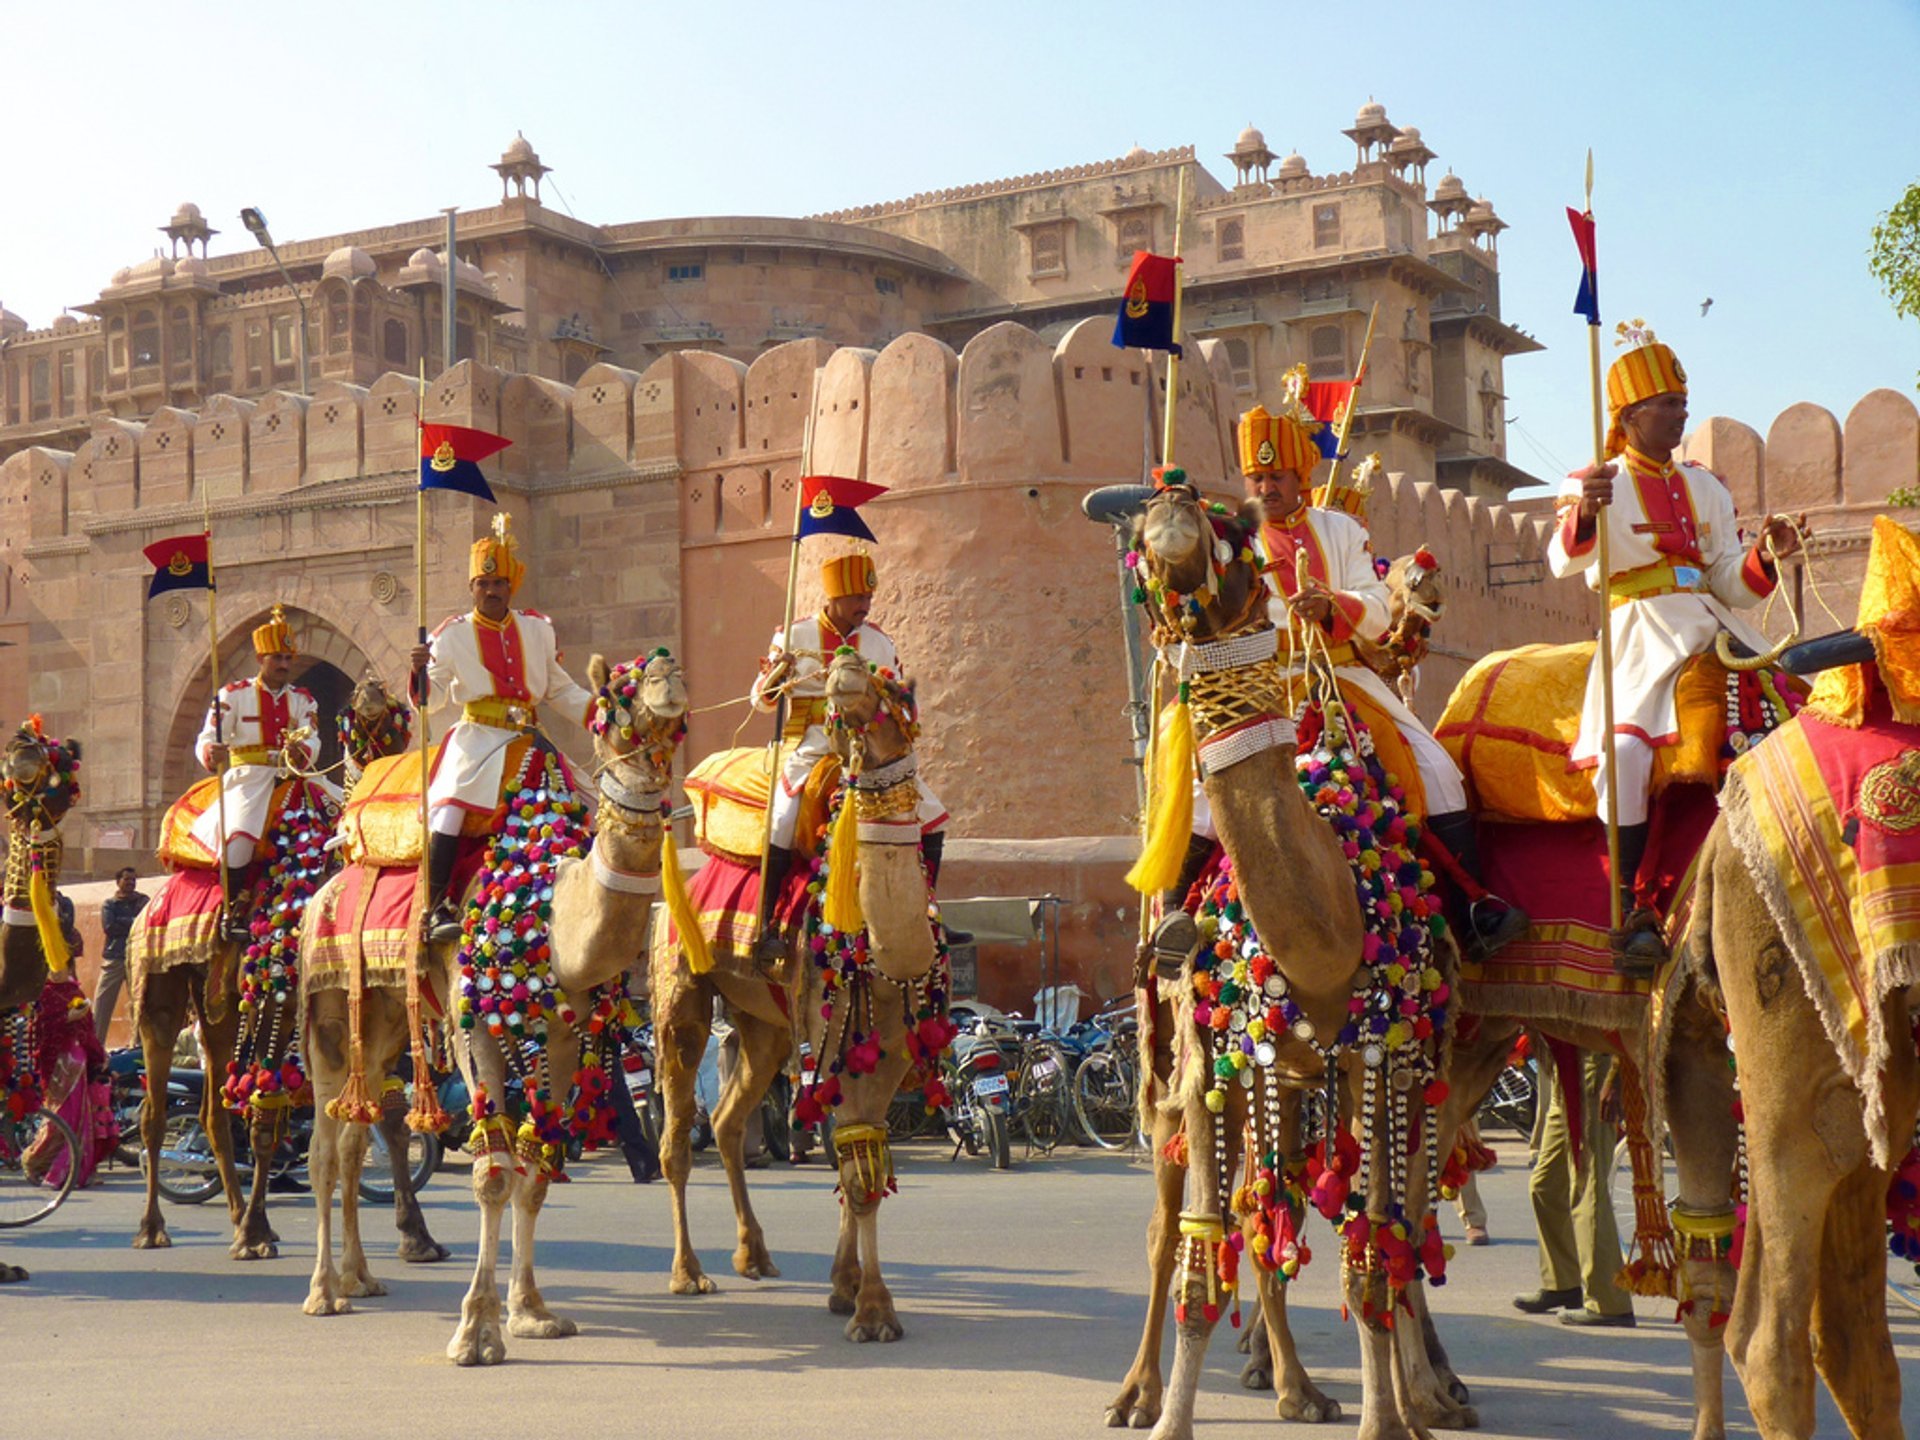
[1673,565,1703,589]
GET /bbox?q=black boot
[921,832,972,944]
[1426,809,1530,959]
[424,831,464,944]
[220,863,259,943]
[1610,822,1665,976]
[1151,833,1220,978]
[751,845,795,965]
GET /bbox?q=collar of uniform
[1622,445,1676,479]
[1269,499,1310,529]
[816,610,861,650]
[471,609,512,633]
[253,678,289,698]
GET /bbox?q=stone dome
[1124,143,1150,162]
[51,313,80,335]
[323,245,377,282]
[406,246,441,272]
[1277,152,1309,180]
[1235,123,1267,151]
[1432,172,1467,202]
[125,255,175,283]
[174,255,209,279]
[110,266,132,287]
[169,201,205,226]
[502,131,538,164]
[1467,197,1496,219]
[0,304,26,337]
[1355,101,1388,125]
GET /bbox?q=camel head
[588,649,689,800]
[350,671,396,724]
[339,671,414,768]
[1381,547,1443,630]
[1130,480,1265,644]
[825,647,918,774]
[2,719,80,825]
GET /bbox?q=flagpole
[1581,151,1624,933]
[756,365,825,906]
[1319,301,1379,497]
[1159,165,1189,467]
[415,360,434,904]
[202,485,233,927]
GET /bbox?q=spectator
[93,868,149,1045]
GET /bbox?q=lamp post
[239,207,308,396]
[1081,484,1158,812]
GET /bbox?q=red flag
[1567,207,1599,325]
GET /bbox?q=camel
[323,649,688,1360]
[339,672,412,793]
[1683,709,1920,1439]
[654,647,945,1343]
[0,719,82,1285]
[1120,482,1457,1440]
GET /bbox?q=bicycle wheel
[1017,1043,1073,1154]
[148,1106,225,1206]
[1477,1063,1537,1136]
[359,1126,442,1204]
[1072,1051,1139,1151]
[0,1110,79,1227]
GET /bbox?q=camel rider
[1152,405,1528,968]
[748,552,950,963]
[408,515,596,942]
[192,604,319,941]
[1549,321,1803,971]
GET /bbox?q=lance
[1318,301,1380,501]
[1158,166,1190,468]
[202,485,234,930]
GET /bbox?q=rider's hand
[1760,513,1807,561]
[1573,463,1617,518]
[761,650,794,691]
[1289,588,1335,625]
[206,743,230,768]
[408,642,430,673]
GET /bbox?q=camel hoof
[230,1239,278,1262]
[0,1263,28,1283]
[1277,1389,1342,1423]
[508,1312,577,1339]
[1430,1402,1479,1431]
[397,1235,452,1264]
[1446,1376,1471,1406]
[827,1291,857,1316]
[302,1293,352,1317]
[448,1327,507,1366]
[734,1249,781,1281]
[1240,1359,1273,1391]
[1106,1406,1159,1430]
[343,1274,388,1299]
[131,1227,172,1250]
[1128,1409,1156,1431]
[845,1315,904,1343]
[668,1272,718,1296]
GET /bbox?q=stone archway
[157,605,378,807]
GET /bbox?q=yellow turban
[1605,321,1688,459]
[1238,405,1323,481]
[821,553,877,599]
[251,603,296,657]
[469,513,525,595]
[1805,516,1920,727]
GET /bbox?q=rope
[1714,513,1830,671]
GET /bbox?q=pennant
[420,423,512,503]
[143,532,211,598]
[1111,250,1183,355]
[796,475,887,543]
[1304,379,1359,458]
[1567,207,1599,325]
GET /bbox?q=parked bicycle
[0,1106,80,1227]
[1065,1000,1144,1151]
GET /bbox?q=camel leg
[380,1071,449,1263]
[1107,1103,1183,1429]
[448,1156,511,1366]
[713,1009,788,1282]
[303,992,354,1315]
[505,1168,575,1338]
[839,1041,915,1343]
[231,1088,282,1260]
[193,985,247,1234]
[132,970,191,1250]
[1665,995,1740,1440]
[335,1116,385,1298]
[657,975,718,1295]
[1810,1160,1907,1440]
[828,1175,862,1315]
[1257,1265,1341,1423]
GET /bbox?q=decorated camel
[1678,515,1920,1440]
[652,645,952,1341]
[1118,480,1459,1440]
[0,717,84,1285]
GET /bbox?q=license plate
[1030,1057,1060,1080]
[625,1068,651,1091]
[972,1074,1009,1098]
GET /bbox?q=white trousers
[1588,734,1655,828]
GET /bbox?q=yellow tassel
[660,832,712,975]
[822,787,864,934]
[28,857,71,974]
[1126,697,1196,894]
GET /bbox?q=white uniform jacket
[422,609,595,816]
[750,613,947,841]
[1546,450,1775,766]
[188,679,321,851]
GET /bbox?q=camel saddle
[684,745,837,864]
[333,746,495,866]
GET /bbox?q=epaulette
[519,608,551,623]
[430,613,467,640]
[221,679,251,694]
[292,687,316,706]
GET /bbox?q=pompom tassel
[1126,698,1196,895]
[821,787,863,934]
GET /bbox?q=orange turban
[1238,405,1323,481]
[251,604,296,657]
[469,513,525,595]
[1605,321,1688,459]
[821,553,877,599]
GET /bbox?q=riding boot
[921,832,973,945]
[1425,809,1530,959]
[424,831,465,944]
[1610,821,1666,976]
[1150,833,1220,979]
[751,845,795,965]
[220,863,260,943]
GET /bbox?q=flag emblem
[1125,279,1151,320]
[430,439,458,473]
[1255,439,1276,467]
[809,491,836,520]
[167,550,194,577]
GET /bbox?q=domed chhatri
[322,245,377,283]
[1226,122,1276,184]
[492,130,552,202]
[160,199,217,258]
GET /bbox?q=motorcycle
[941,1016,1013,1170]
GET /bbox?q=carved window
[131,309,160,368]
[108,319,126,372]
[326,287,350,354]
[1222,337,1254,394]
[169,306,193,376]
[455,303,476,363]
[1309,324,1346,381]
[1218,217,1245,262]
[58,351,76,416]
[245,321,266,388]
[1117,215,1151,260]
[383,318,409,367]
[271,314,297,372]
[1027,224,1066,278]
[1313,203,1341,249]
[87,350,104,401]
[29,358,50,421]
[354,287,373,346]
[666,262,704,282]
[209,327,233,383]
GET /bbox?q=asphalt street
[4,1136,1916,1439]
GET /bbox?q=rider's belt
[228,745,273,766]
[462,697,540,731]
[781,696,827,741]
[1609,557,1706,609]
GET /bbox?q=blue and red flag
[1112,251,1183,355]
[796,475,887,543]
[1304,378,1360,458]
[1567,207,1599,325]
[419,423,512,503]
[143,532,211,598]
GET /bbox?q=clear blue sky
[6,0,1917,487]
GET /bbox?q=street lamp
[1082,484,1158,810]
[239,207,309,396]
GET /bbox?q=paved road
[4,1137,1917,1439]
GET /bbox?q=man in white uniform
[191,604,320,939]
[408,515,597,941]
[748,553,948,962]
[1549,323,1802,969]
[1152,402,1526,968]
